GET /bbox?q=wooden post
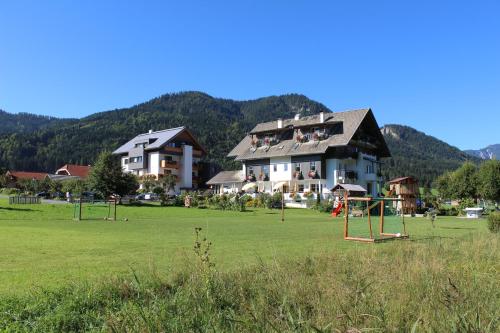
[113,197,117,221]
[78,198,82,221]
[343,193,349,239]
[379,200,384,235]
[367,201,373,239]
[281,189,284,223]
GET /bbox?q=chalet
[112,127,206,193]
[55,164,91,179]
[208,109,390,201]
[5,171,49,188]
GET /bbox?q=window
[164,155,173,162]
[124,158,129,165]
[298,184,304,192]
[283,163,288,171]
[130,156,143,163]
[248,166,254,175]
[273,164,277,172]
[295,163,301,172]
[310,161,316,171]
[310,184,318,193]
[366,164,374,174]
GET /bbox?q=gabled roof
[112,127,205,155]
[331,184,367,193]
[56,164,91,178]
[206,170,245,185]
[229,108,389,160]
[389,176,417,184]
[6,171,48,181]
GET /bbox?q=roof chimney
[319,112,324,123]
[277,118,283,129]
[294,114,300,120]
[148,129,153,134]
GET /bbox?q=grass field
[0,198,490,296]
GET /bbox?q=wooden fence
[9,196,41,205]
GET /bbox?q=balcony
[161,160,178,169]
[192,163,202,171]
[336,170,358,183]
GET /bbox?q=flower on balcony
[246,174,256,182]
[296,134,306,143]
[294,171,304,180]
[312,132,319,141]
[263,137,270,146]
[308,170,319,179]
[303,191,314,199]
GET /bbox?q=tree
[140,174,157,192]
[87,151,139,197]
[61,179,87,196]
[435,171,453,199]
[451,162,478,200]
[477,160,500,202]
[161,174,177,194]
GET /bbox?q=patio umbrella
[273,181,287,191]
[242,182,257,192]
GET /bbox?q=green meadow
[0,199,490,295]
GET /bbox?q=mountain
[464,144,500,160]
[0,92,480,187]
[0,109,74,134]
[0,92,328,173]
[381,125,480,187]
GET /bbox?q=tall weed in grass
[0,233,498,332]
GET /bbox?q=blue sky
[1,1,499,150]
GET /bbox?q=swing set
[340,194,409,243]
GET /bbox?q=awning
[242,182,257,192]
[273,181,287,191]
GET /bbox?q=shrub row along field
[0,199,498,331]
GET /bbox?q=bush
[487,212,500,233]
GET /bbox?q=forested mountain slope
[0,93,479,186]
[0,92,327,172]
[381,125,479,187]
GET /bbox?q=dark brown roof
[229,108,390,160]
[249,112,339,134]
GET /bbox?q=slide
[331,202,343,217]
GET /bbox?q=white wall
[121,157,130,172]
[181,145,193,188]
[148,152,160,175]
[325,158,338,190]
[269,157,291,181]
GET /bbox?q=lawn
[0,199,489,295]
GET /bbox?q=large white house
[208,109,390,200]
[112,127,206,193]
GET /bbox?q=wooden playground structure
[339,194,409,243]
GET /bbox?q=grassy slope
[0,199,490,296]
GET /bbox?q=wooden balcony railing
[161,160,178,169]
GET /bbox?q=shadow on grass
[439,226,476,230]
[0,207,40,212]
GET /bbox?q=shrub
[487,212,500,233]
